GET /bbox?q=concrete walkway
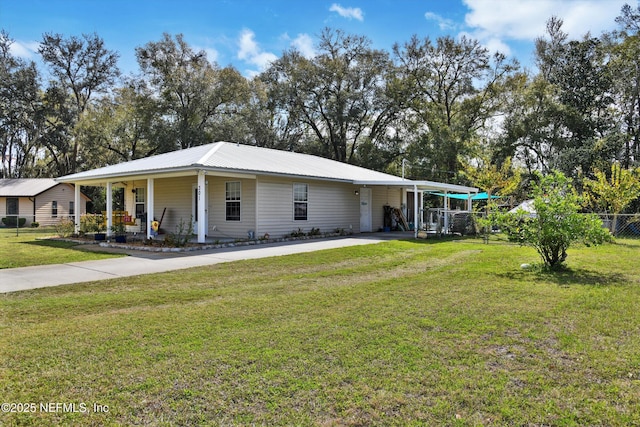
[0,233,408,293]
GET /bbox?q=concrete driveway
[0,233,410,293]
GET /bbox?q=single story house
[56,142,478,242]
[0,179,89,227]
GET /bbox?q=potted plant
[81,214,106,240]
[111,221,127,243]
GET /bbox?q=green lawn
[1,238,639,425]
[0,227,123,269]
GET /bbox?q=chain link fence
[420,209,640,239]
[596,213,640,239]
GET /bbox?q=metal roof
[0,179,60,196]
[57,141,478,193]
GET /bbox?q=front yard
[1,237,639,425]
[0,227,123,269]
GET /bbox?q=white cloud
[329,3,364,21]
[237,29,277,75]
[484,37,511,57]
[9,40,40,59]
[238,29,259,61]
[291,33,316,58]
[425,11,456,31]
[463,0,629,41]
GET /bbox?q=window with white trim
[293,183,308,221]
[225,181,241,221]
[52,201,58,218]
[135,187,145,219]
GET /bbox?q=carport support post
[106,182,113,237]
[147,178,154,240]
[443,191,449,235]
[197,170,206,243]
[74,183,81,234]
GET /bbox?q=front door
[359,187,372,232]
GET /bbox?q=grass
[1,237,639,425]
[0,227,123,269]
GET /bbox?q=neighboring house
[57,142,477,242]
[0,179,89,227]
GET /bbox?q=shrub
[2,217,27,227]
[80,214,105,233]
[30,222,39,228]
[55,218,76,238]
[164,217,193,247]
[289,228,305,238]
[495,171,611,270]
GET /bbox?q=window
[6,198,18,215]
[69,201,75,216]
[293,183,308,221]
[52,201,58,218]
[225,181,241,221]
[135,187,145,219]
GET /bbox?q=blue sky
[1,0,633,77]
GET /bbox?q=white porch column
[74,183,81,234]
[147,178,154,239]
[106,182,113,237]
[197,170,206,243]
[467,193,472,212]
[413,185,419,239]
[443,191,449,234]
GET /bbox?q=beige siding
[151,175,257,239]
[35,184,87,227]
[1,197,35,226]
[153,176,195,234]
[2,185,87,227]
[207,177,257,240]
[256,177,361,238]
[94,175,404,239]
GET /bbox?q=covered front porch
[69,169,247,244]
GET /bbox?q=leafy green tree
[497,171,611,270]
[75,80,165,170]
[610,3,640,168]
[38,32,120,175]
[502,18,621,178]
[393,34,519,182]
[135,33,250,150]
[262,28,400,164]
[0,31,44,177]
[583,162,640,233]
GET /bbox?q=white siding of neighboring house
[256,177,363,238]
[35,184,86,226]
[1,197,34,226]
